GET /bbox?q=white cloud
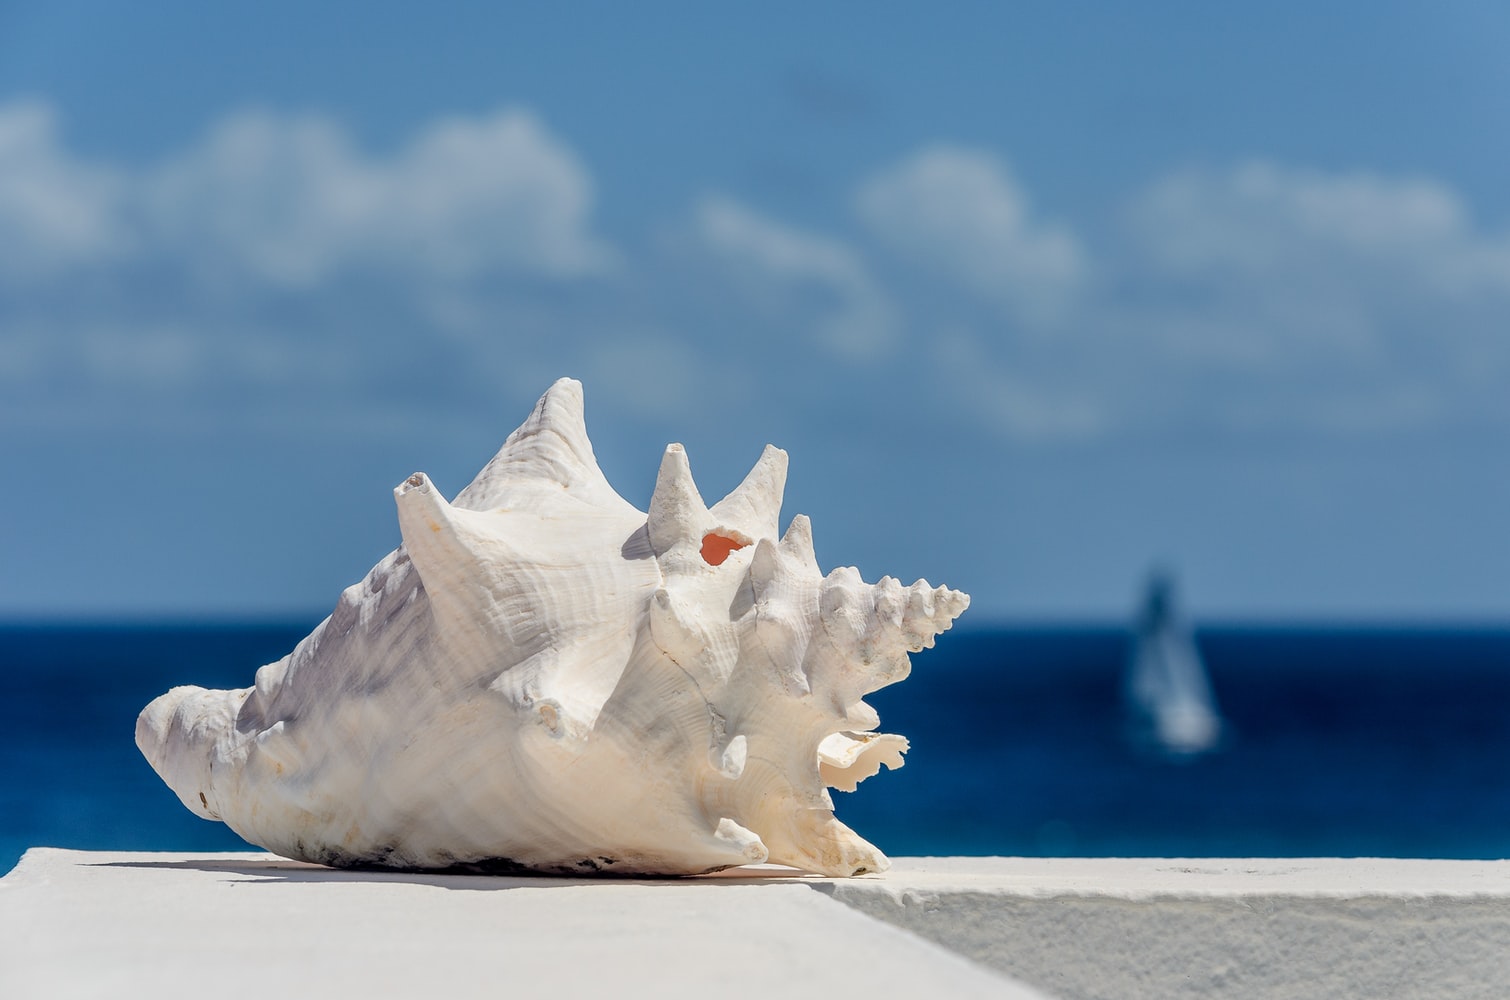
[1130,162,1510,296]
[855,146,1084,323]
[1129,161,1510,371]
[694,195,899,360]
[140,112,372,287]
[0,100,613,287]
[0,100,627,437]
[1110,161,1510,432]
[0,101,128,278]
[144,108,613,286]
[395,112,614,279]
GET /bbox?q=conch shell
[137,379,969,876]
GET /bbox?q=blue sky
[4,2,1510,621]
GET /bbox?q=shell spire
[901,579,971,652]
[456,377,623,511]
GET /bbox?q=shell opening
[700,532,748,566]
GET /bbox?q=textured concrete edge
[819,859,1510,1000]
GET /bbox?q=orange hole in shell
[701,532,747,566]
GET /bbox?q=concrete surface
[0,849,1046,1000]
[6,851,1510,999]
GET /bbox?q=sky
[4,1,1510,622]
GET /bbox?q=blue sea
[4,621,1510,875]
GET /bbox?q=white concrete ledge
[0,849,1045,1000]
[5,851,1510,1000]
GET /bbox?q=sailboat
[1124,569,1224,756]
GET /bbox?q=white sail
[1124,570,1224,756]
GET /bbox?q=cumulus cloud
[0,99,625,439]
[855,146,1084,323]
[694,195,899,360]
[0,101,128,277]
[143,108,613,286]
[0,101,613,287]
[1130,162,1510,303]
[842,149,1510,441]
[1116,162,1510,432]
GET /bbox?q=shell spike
[648,444,710,555]
[455,377,613,508]
[522,376,593,456]
[395,473,475,588]
[779,514,820,575]
[710,444,788,541]
[395,471,452,534]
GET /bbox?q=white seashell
[136,379,969,876]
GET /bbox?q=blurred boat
[1124,570,1224,756]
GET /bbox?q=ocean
[4,621,1509,875]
